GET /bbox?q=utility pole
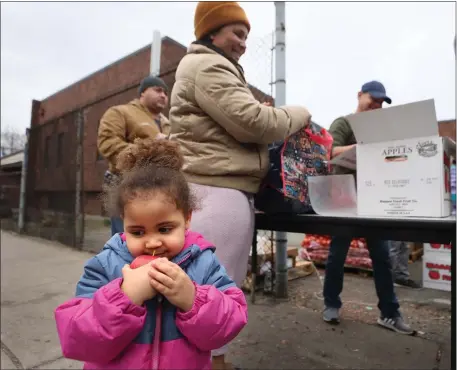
[151,30,162,76]
[274,1,289,298]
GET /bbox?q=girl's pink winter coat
[55,231,248,369]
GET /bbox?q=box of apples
[300,234,372,270]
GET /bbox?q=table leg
[275,231,288,298]
[250,229,258,304]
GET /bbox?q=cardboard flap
[347,99,438,144]
[443,137,456,158]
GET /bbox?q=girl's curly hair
[103,138,197,217]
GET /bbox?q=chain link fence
[246,229,311,294]
[242,32,292,293]
[246,230,275,293]
[243,31,275,104]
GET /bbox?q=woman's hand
[148,258,196,312]
[121,263,157,306]
[262,101,272,107]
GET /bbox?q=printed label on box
[422,255,451,292]
[424,243,452,254]
[357,136,448,217]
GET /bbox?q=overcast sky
[1,1,455,135]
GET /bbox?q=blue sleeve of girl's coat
[75,256,110,298]
[201,251,237,291]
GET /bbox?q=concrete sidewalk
[0,230,452,369]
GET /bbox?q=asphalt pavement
[0,230,452,369]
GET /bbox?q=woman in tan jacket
[169,2,311,369]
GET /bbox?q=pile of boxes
[422,242,451,291]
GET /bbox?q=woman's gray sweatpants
[189,183,255,357]
[388,240,410,281]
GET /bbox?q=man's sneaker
[323,306,340,324]
[377,316,415,335]
[394,278,422,289]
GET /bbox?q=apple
[130,255,159,269]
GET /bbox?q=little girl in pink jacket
[54,139,248,369]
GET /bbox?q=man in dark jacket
[324,81,414,335]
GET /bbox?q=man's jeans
[388,240,410,281]
[323,236,400,319]
[110,216,124,236]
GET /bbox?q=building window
[44,136,51,169]
[56,132,64,167]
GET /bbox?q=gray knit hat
[138,76,168,95]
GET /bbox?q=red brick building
[26,36,272,216]
[438,119,456,140]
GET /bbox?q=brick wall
[84,192,105,216]
[438,119,456,140]
[31,113,78,193]
[31,37,187,127]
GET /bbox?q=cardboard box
[422,253,451,291]
[423,242,452,255]
[330,99,456,218]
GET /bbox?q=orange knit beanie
[194,2,251,40]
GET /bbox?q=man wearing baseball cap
[98,76,170,235]
[330,81,391,165]
[324,81,415,335]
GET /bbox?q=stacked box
[422,242,451,291]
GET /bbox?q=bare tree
[1,126,27,157]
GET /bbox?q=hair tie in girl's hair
[116,138,184,173]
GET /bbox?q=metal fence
[4,30,277,253]
[248,230,276,294]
